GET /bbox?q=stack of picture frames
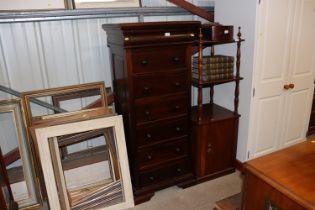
[0,81,134,210]
[23,82,134,210]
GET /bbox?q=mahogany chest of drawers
[102,21,200,203]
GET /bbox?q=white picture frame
[32,115,134,210]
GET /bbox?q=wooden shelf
[192,76,243,87]
[191,103,240,124]
[194,39,245,46]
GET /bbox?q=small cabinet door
[195,118,238,177]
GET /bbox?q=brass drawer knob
[149,176,155,181]
[145,110,150,116]
[147,155,152,160]
[176,168,182,173]
[175,127,181,132]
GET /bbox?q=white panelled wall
[0,0,214,153]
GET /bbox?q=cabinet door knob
[176,168,182,173]
[289,83,295,89]
[149,176,155,181]
[147,155,152,160]
[175,105,180,110]
[145,110,150,116]
[175,126,181,132]
[141,60,148,65]
[175,147,181,152]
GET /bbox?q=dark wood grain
[192,27,243,183]
[103,21,199,203]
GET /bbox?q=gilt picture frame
[0,99,42,209]
[32,114,134,210]
[22,82,108,125]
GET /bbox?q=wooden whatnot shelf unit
[192,27,244,183]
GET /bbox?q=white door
[248,0,315,159]
[281,0,315,147]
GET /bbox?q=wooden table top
[244,141,315,210]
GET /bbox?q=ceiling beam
[167,0,214,22]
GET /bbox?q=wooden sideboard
[243,141,315,210]
[102,21,200,204]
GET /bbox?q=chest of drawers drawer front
[138,138,189,170]
[131,46,187,73]
[133,72,188,99]
[139,159,191,187]
[135,95,188,124]
[136,117,188,147]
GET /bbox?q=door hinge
[247,151,251,159]
[252,88,255,97]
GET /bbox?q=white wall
[214,0,257,161]
[0,1,214,152]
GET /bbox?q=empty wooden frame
[32,114,134,210]
[22,82,108,125]
[0,100,42,209]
